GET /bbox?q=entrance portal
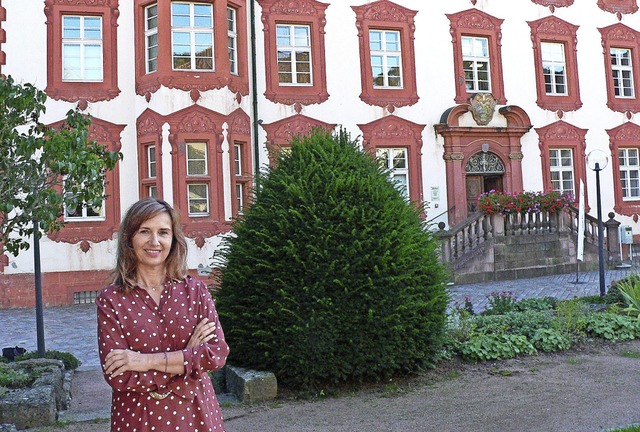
[465,151,505,214]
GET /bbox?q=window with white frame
[236,184,244,212]
[145,4,158,73]
[171,2,214,71]
[148,145,157,178]
[369,30,402,88]
[186,142,209,215]
[541,42,567,96]
[462,36,490,92]
[377,148,409,198]
[619,148,640,200]
[148,185,158,198]
[63,185,106,221]
[227,7,238,75]
[276,24,312,85]
[611,47,635,98]
[549,148,574,194]
[234,144,242,176]
[62,15,103,81]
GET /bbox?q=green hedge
[215,129,448,389]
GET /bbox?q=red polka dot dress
[97,276,229,431]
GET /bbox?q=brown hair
[112,198,188,291]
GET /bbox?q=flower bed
[477,190,574,215]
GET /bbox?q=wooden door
[466,175,483,213]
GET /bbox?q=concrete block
[225,366,277,405]
[0,384,57,429]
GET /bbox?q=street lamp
[586,149,609,297]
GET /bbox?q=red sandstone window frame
[357,116,425,205]
[46,117,123,245]
[226,108,253,218]
[528,16,582,112]
[447,9,506,105]
[257,0,329,106]
[599,23,640,114]
[535,120,586,209]
[352,0,418,109]
[0,1,5,75]
[44,0,120,104]
[137,109,165,200]
[597,0,638,15]
[608,122,640,218]
[134,0,249,99]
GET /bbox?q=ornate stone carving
[370,118,418,140]
[469,93,498,126]
[531,0,574,9]
[508,152,525,161]
[534,17,573,36]
[603,24,638,42]
[79,240,91,253]
[452,11,496,31]
[176,111,218,134]
[443,152,465,161]
[137,112,162,137]
[466,152,505,174]
[597,0,638,15]
[266,0,321,15]
[540,122,581,141]
[610,122,640,141]
[230,114,250,136]
[362,1,410,23]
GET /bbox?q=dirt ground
[26,339,640,432]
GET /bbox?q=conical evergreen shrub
[214,129,448,390]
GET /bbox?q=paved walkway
[0,269,635,372]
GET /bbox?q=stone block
[0,385,57,429]
[225,366,277,405]
[0,424,17,432]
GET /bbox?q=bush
[16,350,81,370]
[0,364,37,389]
[585,313,640,341]
[483,291,516,315]
[471,310,555,340]
[514,297,557,312]
[530,328,572,352]
[460,334,537,362]
[553,298,590,336]
[214,129,448,389]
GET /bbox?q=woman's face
[131,212,174,272]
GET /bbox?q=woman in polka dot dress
[96,198,230,431]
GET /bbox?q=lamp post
[586,149,609,297]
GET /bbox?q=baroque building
[1,0,640,307]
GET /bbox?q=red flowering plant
[477,190,574,215]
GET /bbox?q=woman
[96,198,229,431]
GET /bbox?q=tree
[214,129,448,390]
[0,75,122,256]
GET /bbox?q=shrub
[553,298,590,336]
[0,364,36,389]
[214,129,448,390]
[614,274,640,318]
[16,350,81,370]
[460,334,537,362]
[472,310,555,340]
[586,313,640,341]
[483,291,516,315]
[530,328,572,352]
[514,297,557,312]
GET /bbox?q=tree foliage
[0,75,122,255]
[214,129,448,390]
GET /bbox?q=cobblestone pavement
[0,269,636,371]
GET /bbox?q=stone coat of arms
[469,93,498,126]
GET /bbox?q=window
[549,149,574,194]
[135,0,249,98]
[619,148,640,200]
[45,0,120,103]
[370,30,402,88]
[137,109,164,199]
[171,2,213,71]
[541,43,567,95]
[529,16,581,111]
[276,24,312,85]
[377,148,409,198]
[145,4,158,73]
[536,121,586,206]
[358,116,425,204]
[235,184,244,213]
[62,16,103,82]
[448,9,506,104]
[186,142,210,216]
[258,0,328,105]
[233,143,247,214]
[46,117,123,245]
[227,7,238,75]
[188,183,209,215]
[600,23,640,113]
[462,36,490,93]
[611,48,634,98]
[148,145,157,178]
[186,142,207,175]
[353,1,418,108]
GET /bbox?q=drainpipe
[249,0,260,179]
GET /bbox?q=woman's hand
[104,349,149,377]
[187,317,217,348]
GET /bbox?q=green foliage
[530,328,571,352]
[16,350,81,370]
[614,274,640,318]
[0,75,122,256]
[483,291,516,315]
[585,313,640,341]
[514,297,557,312]
[553,298,590,336]
[472,310,555,340]
[459,334,537,362]
[606,278,632,305]
[214,129,448,389]
[0,364,36,389]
